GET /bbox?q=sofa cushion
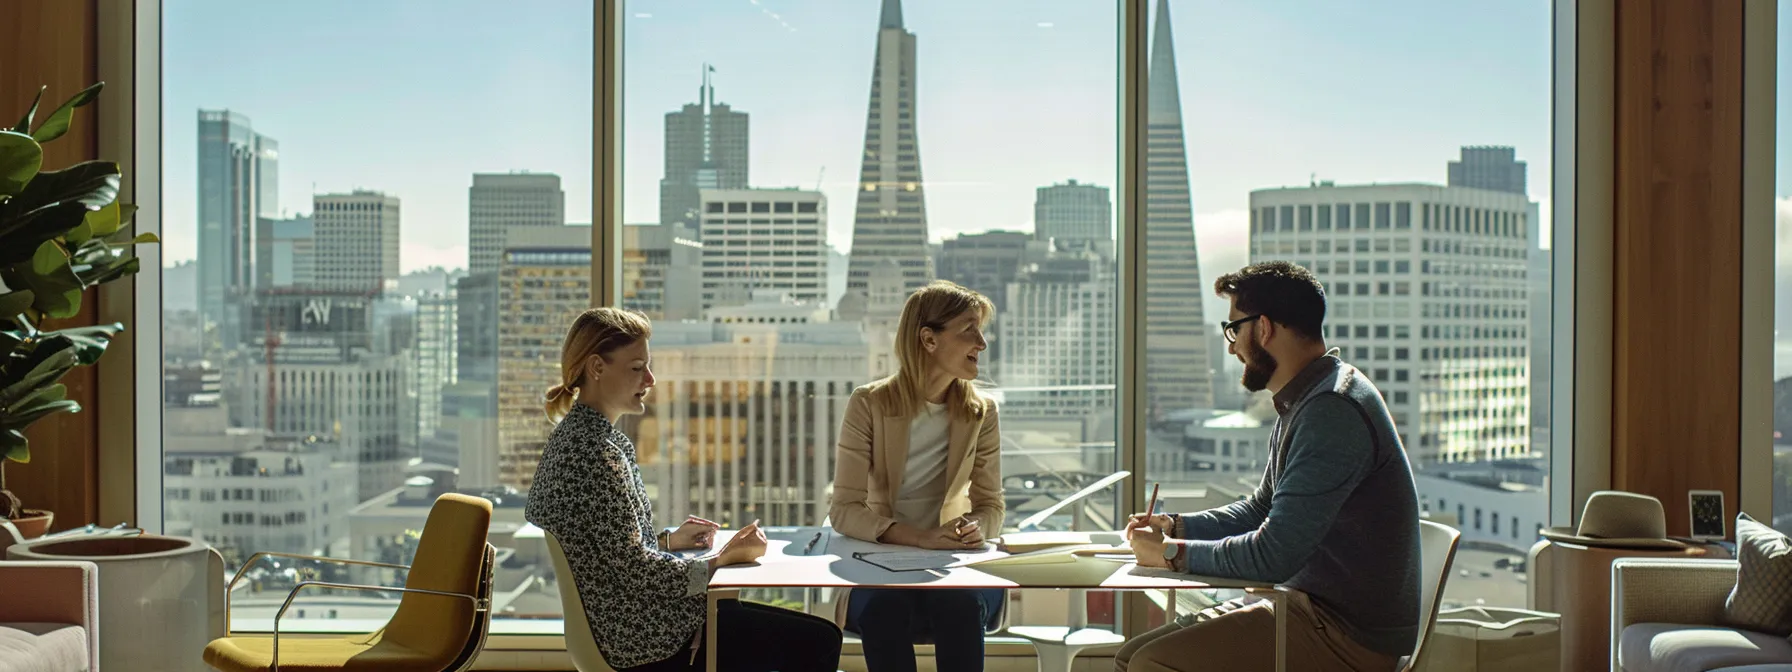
[1621,623,1792,672]
[1724,514,1792,636]
[1709,665,1792,672]
[0,622,89,672]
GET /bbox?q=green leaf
[1,398,79,429]
[10,86,45,135]
[29,239,63,275]
[77,256,140,290]
[0,131,42,199]
[12,383,67,410]
[10,244,84,320]
[83,201,131,239]
[102,230,158,246]
[0,346,76,409]
[46,324,121,366]
[0,201,87,267]
[0,161,117,245]
[2,429,27,463]
[30,82,103,144]
[0,290,32,320]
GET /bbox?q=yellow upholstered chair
[203,493,496,672]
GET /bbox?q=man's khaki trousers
[1114,591,1399,672]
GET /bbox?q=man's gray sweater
[1169,352,1421,657]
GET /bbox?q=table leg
[1273,590,1286,672]
[706,590,720,672]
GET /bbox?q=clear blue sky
[163,0,1551,276]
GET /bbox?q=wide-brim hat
[1540,490,1689,550]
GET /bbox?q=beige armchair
[0,560,100,672]
[1611,557,1792,672]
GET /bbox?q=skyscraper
[415,291,458,441]
[1448,146,1528,195]
[1001,241,1117,434]
[197,109,278,352]
[1249,181,1534,466]
[838,0,935,322]
[1143,1,1216,413]
[313,191,401,293]
[469,173,565,277]
[697,189,829,313]
[1445,147,1549,432]
[661,68,748,227]
[1035,180,1112,247]
[495,225,594,490]
[938,231,1030,316]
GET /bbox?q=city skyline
[163,0,1554,282]
[155,0,1577,618]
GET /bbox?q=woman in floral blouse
[525,307,841,672]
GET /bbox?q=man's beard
[1239,339,1279,392]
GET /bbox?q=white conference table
[703,527,1287,672]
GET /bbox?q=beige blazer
[829,380,1005,542]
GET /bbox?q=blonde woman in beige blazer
[830,281,1005,672]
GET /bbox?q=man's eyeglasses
[1220,314,1263,343]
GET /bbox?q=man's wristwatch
[1161,540,1182,566]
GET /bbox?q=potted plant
[0,81,157,538]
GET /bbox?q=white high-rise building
[633,298,868,529]
[697,189,829,313]
[1001,241,1117,427]
[469,173,565,277]
[1249,181,1533,467]
[226,352,411,504]
[313,191,400,293]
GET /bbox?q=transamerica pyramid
[1145,0,1217,412]
[837,0,935,323]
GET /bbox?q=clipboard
[850,550,963,572]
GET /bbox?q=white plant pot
[9,534,226,672]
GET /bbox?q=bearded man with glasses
[1115,261,1422,672]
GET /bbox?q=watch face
[1162,542,1179,561]
[1691,494,1725,538]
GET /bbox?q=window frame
[1739,0,1774,522]
[110,0,1598,652]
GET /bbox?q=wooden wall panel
[1611,0,1744,537]
[0,0,103,532]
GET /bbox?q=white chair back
[1403,519,1462,671]
[546,531,615,672]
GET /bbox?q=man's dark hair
[1213,261,1327,341]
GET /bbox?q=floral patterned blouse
[525,403,708,668]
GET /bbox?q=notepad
[851,550,964,572]
[995,531,1129,553]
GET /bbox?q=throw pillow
[1721,512,1792,636]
